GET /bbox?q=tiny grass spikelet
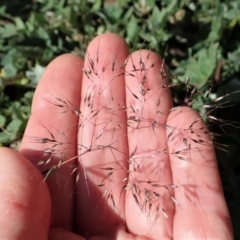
[22,33,237,228]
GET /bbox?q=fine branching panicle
[26,37,239,220]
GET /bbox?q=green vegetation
[1,0,240,237]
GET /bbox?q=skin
[0,33,233,239]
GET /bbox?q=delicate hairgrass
[25,36,239,220]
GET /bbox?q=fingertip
[87,33,128,53]
[40,53,83,84]
[124,49,172,112]
[32,53,84,112]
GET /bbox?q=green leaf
[126,16,139,43]
[104,2,123,21]
[134,0,155,16]
[2,64,17,78]
[26,63,45,87]
[188,43,219,87]
[0,115,6,127]
[92,0,102,11]
[148,0,178,27]
[12,103,25,121]
[208,15,222,41]
[15,17,26,31]
[0,132,11,144]
[6,118,24,135]
[40,0,56,11]
[37,27,50,40]
[1,49,27,78]
[0,23,17,38]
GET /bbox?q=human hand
[0,33,233,239]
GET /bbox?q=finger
[0,147,50,240]
[49,228,86,240]
[124,50,174,239]
[167,107,233,239]
[20,54,83,230]
[75,33,129,237]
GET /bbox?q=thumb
[0,147,51,240]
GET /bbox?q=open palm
[0,33,233,240]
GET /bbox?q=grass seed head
[26,35,237,220]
